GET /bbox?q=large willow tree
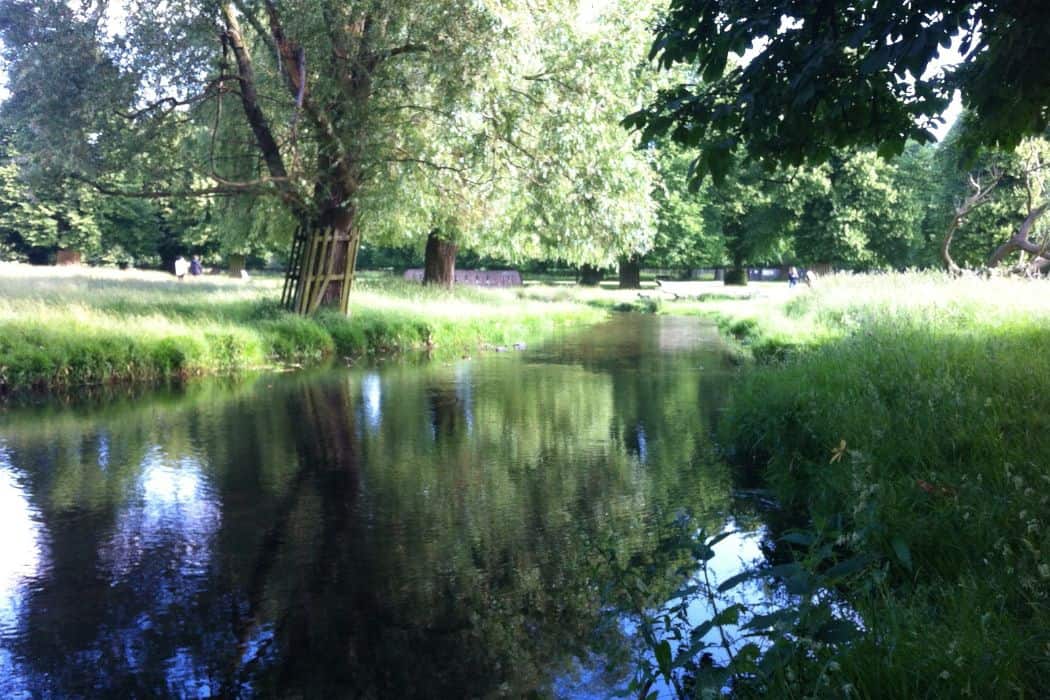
[2,0,663,307]
[1,0,502,312]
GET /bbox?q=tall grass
[717,271,1050,696]
[0,264,604,392]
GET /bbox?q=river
[0,314,768,697]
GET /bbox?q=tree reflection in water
[0,315,757,697]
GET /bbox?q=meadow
[694,272,1050,697]
[0,264,605,392]
[6,261,1047,694]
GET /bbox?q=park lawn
[0,263,605,392]
[694,271,1050,697]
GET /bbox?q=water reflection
[361,372,382,434]
[0,447,48,632]
[0,444,50,699]
[0,314,759,697]
[100,450,220,582]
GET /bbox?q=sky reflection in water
[0,314,769,697]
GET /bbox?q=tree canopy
[626,1,1050,183]
[0,0,661,303]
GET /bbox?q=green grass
[712,271,1050,697]
[0,264,605,392]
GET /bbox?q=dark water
[0,314,764,698]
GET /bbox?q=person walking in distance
[174,255,189,281]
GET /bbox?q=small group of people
[787,266,818,288]
[174,255,204,281]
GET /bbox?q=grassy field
[0,264,605,392]
[696,272,1050,697]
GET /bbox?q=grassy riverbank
[706,272,1050,696]
[0,264,604,392]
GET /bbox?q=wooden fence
[403,269,523,287]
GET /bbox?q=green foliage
[358,0,660,268]
[0,0,664,279]
[646,143,726,269]
[0,266,604,392]
[713,272,1050,697]
[0,131,232,268]
[613,517,876,700]
[0,148,104,259]
[628,1,1050,182]
[791,150,929,269]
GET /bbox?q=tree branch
[264,0,354,193]
[941,167,1002,273]
[385,43,427,59]
[73,173,284,199]
[117,91,211,121]
[987,201,1050,268]
[220,3,303,211]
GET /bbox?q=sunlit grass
[0,264,604,391]
[713,270,1050,696]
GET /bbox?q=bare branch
[942,166,1003,274]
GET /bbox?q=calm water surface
[0,314,766,697]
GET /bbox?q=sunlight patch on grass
[0,264,604,391]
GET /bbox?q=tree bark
[578,264,604,286]
[986,202,1050,268]
[941,168,1001,274]
[725,252,748,286]
[423,230,457,288]
[618,255,641,289]
[227,254,245,277]
[723,266,748,285]
[221,4,296,208]
[940,219,963,276]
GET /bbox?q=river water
[0,314,768,697]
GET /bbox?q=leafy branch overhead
[626,1,1050,184]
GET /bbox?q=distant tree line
[1,1,1047,290]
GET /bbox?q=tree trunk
[55,249,81,266]
[724,254,748,286]
[941,167,1002,274]
[228,254,245,277]
[282,206,360,315]
[618,255,641,289]
[941,219,963,275]
[723,267,748,285]
[423,230,457,288]
[578,264,604,286]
